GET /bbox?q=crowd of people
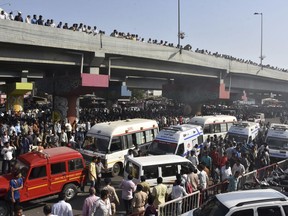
[1,8,288,73]
[0,98,287,215]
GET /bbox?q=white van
[189,115,237,141]
[78,118,159,176]
[248,112,265,124]
[225,121,260,144]
[147,124,203,157]
[124,155,195,187]
[265,123,288,159]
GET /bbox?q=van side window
[214,124,221,133]
[145,130,153,142]
[197,135,203,145]
[176,144,184,156]
[161,164,178,177]
[203,125,210,134]
[143,165,158,180]
[227,122,234,130]
[231,209,253,216]
[126,134,134,149]
[180,162,194,173]
[135,132,145,145]
[51,162,66,175]
[220,123,227,132]
[131,164,140,179]
[29,165,47,180]
[257,206,281,216]
[69,158,84,171]
[110,137,122,152]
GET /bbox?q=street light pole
[178,0,180,48]
[254,12,263,69]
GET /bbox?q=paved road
[23,174,126,216]
[1,117,281,215]
[0,171,126,216]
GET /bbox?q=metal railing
[158,191,200,216]
[155,159,288,216]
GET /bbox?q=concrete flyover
[0,19,288,105]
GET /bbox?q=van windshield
[193,196,229,216]
[225,133,247,143]
[266,137,288,150]
[82,135,110,153]
[148,140,177,155]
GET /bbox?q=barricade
[158,191,200,216]
[238,170,257,190]
[130,159,288,216]
[199,181,228,204]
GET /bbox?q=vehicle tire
[61,183,78,201]
[0,200,10,216]
[111,162,122,177]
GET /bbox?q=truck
[0,147,87,215]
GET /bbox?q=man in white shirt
[232,160,246,176]
[0,10,7,19]
[221,161,232,182]
[91,189,111,216]
[52,193,73,216]
[198,164,209,190]
[188,150,199,167]
[1,142,15,174]
[171,179,188,215]
[60,128,68,146]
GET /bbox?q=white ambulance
[189,115,237,141]
[147,124,203,157]
[225,121,260,144]
[265,123,288,159]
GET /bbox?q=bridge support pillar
[163,78,230,115]
[67,95,78,124]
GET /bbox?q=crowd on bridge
[1,7,288,73]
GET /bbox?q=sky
[1,0,288,70]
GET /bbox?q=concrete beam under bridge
[125,77,169,90]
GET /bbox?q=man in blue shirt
[227,171,240,192]
[9,170,23,215]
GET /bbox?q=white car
[183,189,288,216]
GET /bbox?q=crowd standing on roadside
[1,95,287,215]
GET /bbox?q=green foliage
[132,89,146,99]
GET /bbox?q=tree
[132,89,146,99]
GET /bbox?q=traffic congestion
[0,96,288,216]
